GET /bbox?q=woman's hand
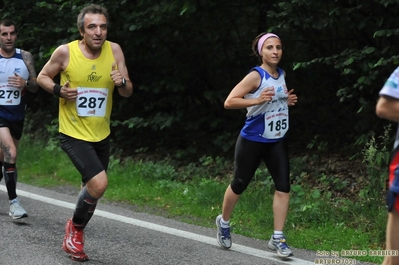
[258,87,275,104]
[287,89,298,106]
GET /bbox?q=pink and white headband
[257,33,280,55]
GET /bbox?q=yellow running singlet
[59,40,115,142]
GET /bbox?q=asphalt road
[0,183,378,265]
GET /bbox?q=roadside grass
[17,136,385,264]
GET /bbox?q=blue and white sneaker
[216,214,232,248]
[268,235,293,257]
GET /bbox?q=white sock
[220,217,230,228]
[273,230,283,239]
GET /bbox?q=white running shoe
[268,235,293,257]
[9,198,28,220]
[216,214,232,248]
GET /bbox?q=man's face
[80,13,107,51]
[0,25,17,53]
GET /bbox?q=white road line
[0,185,314,265]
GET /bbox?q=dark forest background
[2,0,398,162]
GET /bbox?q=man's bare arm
[37,45,69,95]
[111,42,132,97]
[21,50,39,93]
[376,95,399,122]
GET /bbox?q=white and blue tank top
[240,66,289,143]
[0,48,29,121]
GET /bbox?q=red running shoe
[62,218,89,261]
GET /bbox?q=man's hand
[8,73,26,89]
[60,81,77,101]
[110,63,124,87]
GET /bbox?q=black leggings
[230,135,290,194]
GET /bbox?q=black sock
[72,187,97,228]
[83,203,97,227]
[4,162,17,200]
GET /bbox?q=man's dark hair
[77,4,109,32]
[0,19,18,33]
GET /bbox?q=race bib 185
[262,109,289,139]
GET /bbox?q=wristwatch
[117,77,126,88]
[25,79,30,87]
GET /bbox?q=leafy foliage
[2,0,398,161]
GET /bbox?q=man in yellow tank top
[37,4,132,262]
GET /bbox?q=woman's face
[260,37,282,66]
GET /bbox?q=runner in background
[0,19,39,220]
[376,66,399,265]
